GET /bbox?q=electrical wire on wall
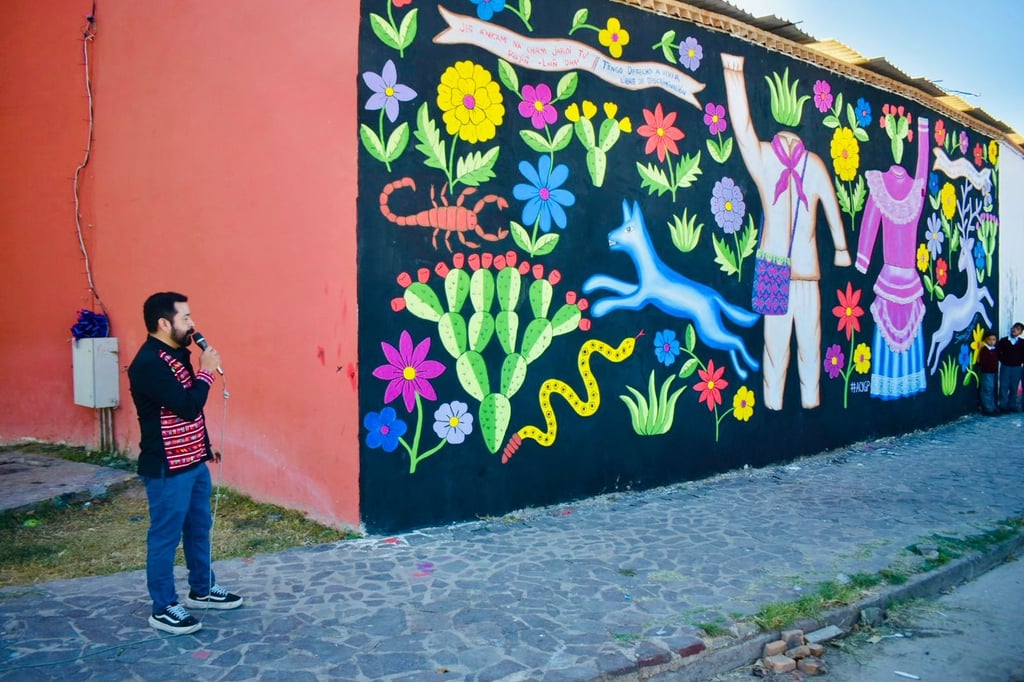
[74,3,109,325]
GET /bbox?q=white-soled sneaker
[184,584,243,610]
[149,603,202,635]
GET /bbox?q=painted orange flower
[637,103,684,162]
[695,359,728,411]
[832,282,864,341]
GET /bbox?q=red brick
[808,643,825,657]
[764,654,797,673]
[798,656,828,675]
[781,629,805,649]
[785,644,812,659]
[763,640,787,657]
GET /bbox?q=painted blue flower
[513,156,576,233]
[364,407,407,453]
[362,60,417,124]
[958,344,972,372]
[470,0,506,21]
[433,401,474,445]
[928,172,940,196]
[654,329,681,366]
[973,240,986,271]
[855,98,872,127]
[924,214,944,259]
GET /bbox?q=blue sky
[724,0,1024,137]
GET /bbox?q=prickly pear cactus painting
[356,1,999,532]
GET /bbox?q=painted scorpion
[379,177,508,251]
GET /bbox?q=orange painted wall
[0,1,362,529]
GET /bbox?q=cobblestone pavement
[1,414,1022,681]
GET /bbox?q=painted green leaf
[520,318,553,364]
[384,122,410,161]
[413,102,446,171]
[497,58,520,94]
[479,392,511,454]
[369,13,400,50]
[550,123,574,152]
[637,162,672,196]
[674,151,703,189]
[397,8,419,49]
[571,8,589,30]
[822,115,840,129]
[549,303,581,336]
[684,324,696,353]
[455,147,500,187]
[621,385,650,435]
[658,30,677,64]
[468,311,495,352]
[519,0,532,22]
[574,117,596,148]
[359,124,386,162]
[444,267,471,312]
[851,175,867,212]
[470,268,496,312]
[935,285,945,300]
[456,350,490,401]
[529,279,554,319]
[500,353,528,397]
[834,92,844,116]
[556,71,578,100]
[438,312,468,358]
[923,274,934,294]
[520,130,552,153]
[404,282,443,321]
[706,138,724,164]
[678,356,699,379]
[586,147,607,186]
[509,220,533,253]
[739,217,758,259]
[835,178,852,214]
[845,103,858,130]
[668,211,702,252]
[495,310,520,354]
[853,127,869,143]
[496,266,522,312]
[712,233,740,276]
[533,232,559,256]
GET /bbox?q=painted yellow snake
[502,332,641,463]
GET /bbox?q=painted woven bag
[751,249,790,315]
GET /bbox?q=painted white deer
[926,193,994,374]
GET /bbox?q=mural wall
[357,0,1000,532]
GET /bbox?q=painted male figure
[128,292,242,635]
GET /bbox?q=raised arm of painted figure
[805,154,851,267]
[721,53,767,171]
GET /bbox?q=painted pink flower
[518,83,558,130]
[813,80,833,113]
[703,102,727,135]
[372,331,446,412]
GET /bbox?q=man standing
[128,292,242,635]
[996,322,1024,413]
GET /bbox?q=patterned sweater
[128,336,215,478]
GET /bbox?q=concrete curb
[614,531,1024,681]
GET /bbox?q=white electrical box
[72,337,120,408]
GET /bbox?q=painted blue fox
[583,200,761,380]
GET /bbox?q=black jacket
[128,336,214,478]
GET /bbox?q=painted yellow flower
[916,243,929,272]
[940,182,957,221]
[581,100,597,120]
[732,386,755,422]
[853,342,872,374]
[436,61,505,144]
[565,102,580,122]
[989,140,999,166]
[618,117,632,133]
[598,18,630,58]
[971,323,984,363]
[603,102,618,119]
[830,127,860,182]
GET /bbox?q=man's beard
[172,327,193,348]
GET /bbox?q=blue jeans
[980,372,998,413]
[998,365,1022,411]
[142,464,216,614]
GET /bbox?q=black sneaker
[149,603,202,635]
[184,584,243,610]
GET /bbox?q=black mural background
[357,1,998,533]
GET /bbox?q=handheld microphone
[191,331,224,375]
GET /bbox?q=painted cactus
[392,251,588,453]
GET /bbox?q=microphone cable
[199,365,230,621]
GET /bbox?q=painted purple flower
[432,401,474,444]
[703,102,727,135]
[372,331,446,412]
[813,80,833,113]
[470,0,506,21]
[364,407,407,453]
[518,84,558,130]
[362,60,417,123]
[824,344,845,379]
[710,177,746,234]
[925,214,944,259]
[679,37,703,71]
[959,130,969,155]
[654,329,681,366]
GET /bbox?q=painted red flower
[934,119,946,147]
[695,359,728,412]
[973,142,984,168]
[936,257,948,286]
[393,0,413,6]
[832,282,864,341]
[637,103,684,162]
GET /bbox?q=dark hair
[143,292,187,333]
[1013,322,1024,332]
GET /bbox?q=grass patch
[1,441,134,470]
[697,615,730,637]
[0,447,359,587]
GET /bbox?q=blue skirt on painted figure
[870,328,926,400]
